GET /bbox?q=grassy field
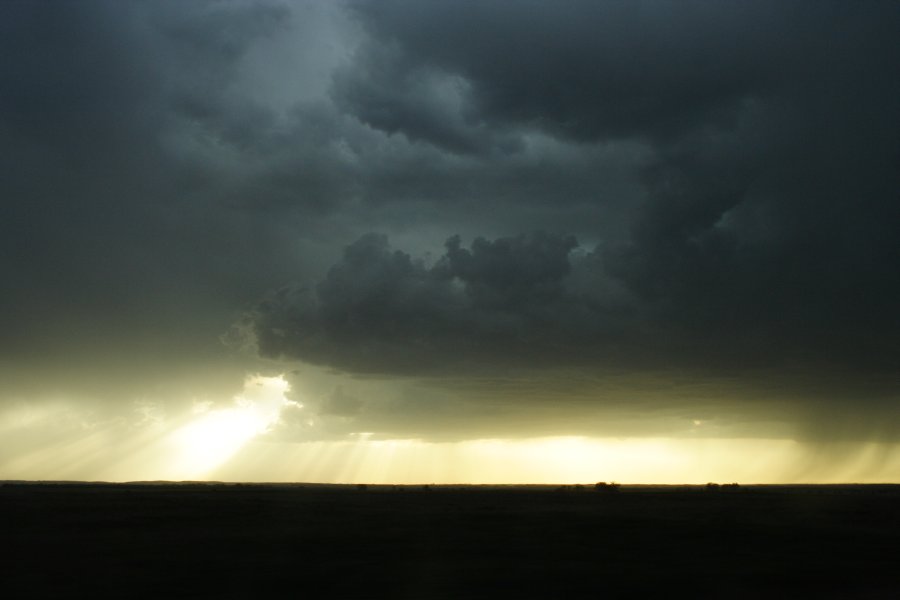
[3,482,899,598]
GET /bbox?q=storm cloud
[252,232,628,373]
[316,1,900,373]
[1,0,898,451]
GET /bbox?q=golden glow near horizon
[2,375,900,484]
[164,375,294,480]
[206,436,796,485]
[209,436,900,485]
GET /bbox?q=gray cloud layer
[253,232,627,374]
[2,1,898,441]
[252,1,900,375]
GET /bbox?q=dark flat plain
[2,483,899,599]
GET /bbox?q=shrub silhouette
[707,482,740,492]
[594,482,620,493]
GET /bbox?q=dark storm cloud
[0,0,308,406]
[251,232,626,374]
[340,1,807,145]
[244,0,900,441]
[3,0,898,445]
[331,42,490,155]
[327,0,900,365]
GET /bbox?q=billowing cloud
[250,232,643,374]
[1,0,898,456]
[341,1,786,145]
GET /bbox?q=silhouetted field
[3,482,899,598]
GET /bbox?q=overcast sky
[1,1,898,482]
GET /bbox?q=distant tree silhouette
[594,482,620,493]
[706,482,741,492]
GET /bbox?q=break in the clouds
[1,0,898,465]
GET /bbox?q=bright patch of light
[166,375,292,480]
[5,394,900,484]
[213,435,833,485]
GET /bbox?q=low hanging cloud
[249,222,900,403]
[249,232,640,374]
[3,0,898,449]
[318,0,900,383]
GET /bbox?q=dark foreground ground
[2,482,899,599]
